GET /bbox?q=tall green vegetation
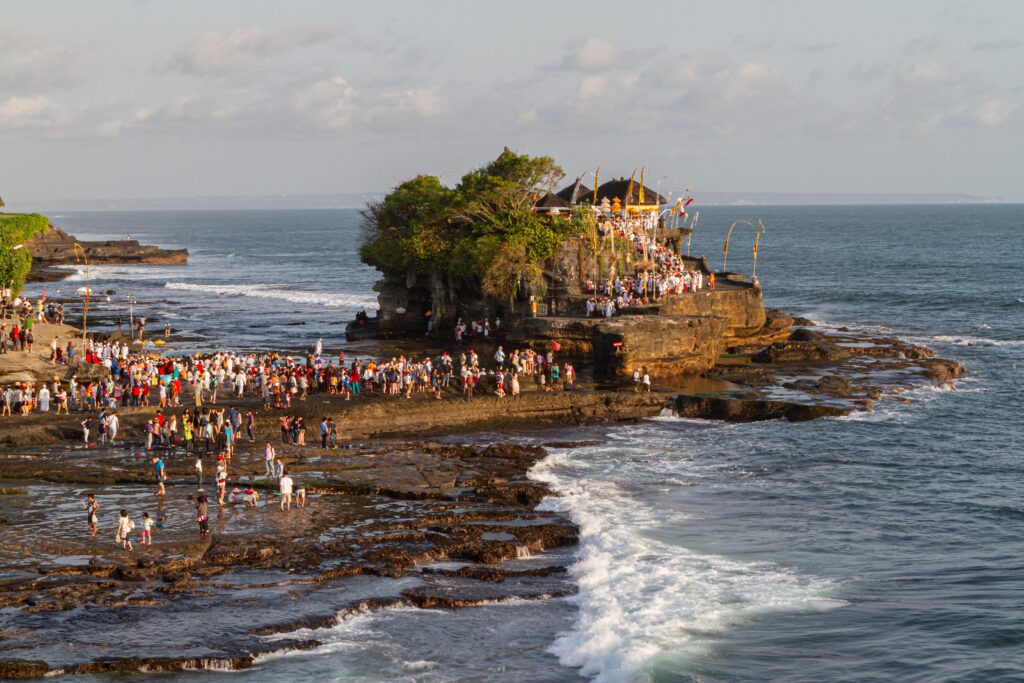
[0,213,48,294]
[361,149,576,301]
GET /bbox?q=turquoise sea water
[27,204,1024,682]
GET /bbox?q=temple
[354,163,791,383]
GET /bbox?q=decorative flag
[570,175,583,205]
[593,166,600,204]
[624,169,636,215]
[638,167,645,204]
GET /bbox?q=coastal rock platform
[25,226,188,283]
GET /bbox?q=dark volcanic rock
[789,327,827,342]
[752,341,852,364]
[673,394,850,422]
[0,659,48,679]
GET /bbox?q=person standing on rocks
[83,494,100,538]
[195,493,209,536]
[264,443,276,478]
[107,412,119,444]
[279,469,294,511]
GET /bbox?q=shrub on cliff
[0,213,49,294]
[361,149,575,299]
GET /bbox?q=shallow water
[21,204,1024,681]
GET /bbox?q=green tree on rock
[361,148,574,303]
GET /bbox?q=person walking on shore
[140,512,154,546]
[116,509,135,552]
[153,455,167,495]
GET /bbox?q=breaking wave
[164,282,378,309]
[529,449,843,683]
[928,334,1023,348]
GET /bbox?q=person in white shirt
[279,471,294,511]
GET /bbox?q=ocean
[25,204,1024,682]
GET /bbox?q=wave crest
[164,282,378,309]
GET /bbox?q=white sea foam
[57,264,182,283]
[529,450,843,683]
[928,334,1023,348]
[164,281,378,309]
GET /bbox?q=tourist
[152,455,166,496]
[116,509,135,552]
[84,494,100,538]
[216,455,228,504]
[243,480,259,508]
[195,493,209,536]
[279,469,294,511]
[140,512,154,546]
[264,443,276,477]
[107,412,119,444]
[642,369,651,392]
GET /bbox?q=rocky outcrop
[592,314,727,378]
[25,226,187,281]
[672,394,851,422]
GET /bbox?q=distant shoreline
[6,192,1014,213]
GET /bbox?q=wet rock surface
[0,439,575,677]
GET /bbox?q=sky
[1,0,1023,204]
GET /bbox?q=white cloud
[560,38,620,71]
[160,26,339,77]
[973,99,1013,127]
[293,76,356,129]
[0,27,103,92]
[575,75,610,101]
[901,61,950,85]
[0,95,52,120]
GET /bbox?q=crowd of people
[583,215,716,317]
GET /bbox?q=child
[140,512,154,546]
[83,493,100,538]
[242,483,259,508]
[116,509,135,551]
[228,487,241,505]
[294,478,307,508]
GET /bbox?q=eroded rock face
[592,315,727,379]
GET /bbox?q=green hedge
[0,213,49,294]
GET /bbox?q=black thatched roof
[555,181,593,204]
[535,192,572,210]
[594,178,666,205]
